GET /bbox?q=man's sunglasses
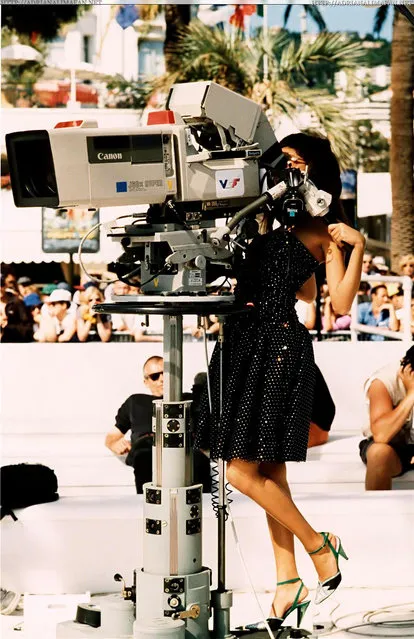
[146,371,163,381]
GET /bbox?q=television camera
[6,81,331,296]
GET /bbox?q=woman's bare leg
[260,461,309,617]
[227,459,338,586]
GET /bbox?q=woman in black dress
[195,134,365,629]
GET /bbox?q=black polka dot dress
[195,229,320,463]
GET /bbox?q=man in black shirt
[105,356,211,493]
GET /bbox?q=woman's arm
[296,273,317,303]
[77,317,92,342]
[96,317,112,342]
[323,296,335,332]
[58,316,76,342]
[323,224,366,315]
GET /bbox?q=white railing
[351,275,413,343]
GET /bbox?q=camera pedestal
[56,299,249,639]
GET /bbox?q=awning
[0,190,144,264]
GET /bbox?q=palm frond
[283,5,293,28]
[373,5,389,37]
[153,21,256,95]
[277,32,367,83]
[306,6,327,32]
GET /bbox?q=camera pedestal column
[210,319,235,639]
[134,314,211,639]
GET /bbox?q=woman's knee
[260,461,287,483]
[226,460,261,494]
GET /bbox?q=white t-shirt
[111,313,136,332]
[363,361,414,444]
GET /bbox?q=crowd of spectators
[1,253,413,343]
[0,268,211,343]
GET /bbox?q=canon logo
[97,152,122,160]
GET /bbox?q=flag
[229,5,257,31]
[116,5,139,30]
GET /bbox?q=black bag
[0,463,59,520]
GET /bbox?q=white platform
[3,587,414,639]
[2,491,414,595]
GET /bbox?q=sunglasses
[146,371,163,382]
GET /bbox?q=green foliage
[363,40,391,67]
[357,120,389,172]
[1,6,89,41]
[105,77,153,110]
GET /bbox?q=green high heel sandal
[236,577,311,632]
[309,532,349,605]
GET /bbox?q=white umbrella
[39,62,111,105]
[1,38,43,66]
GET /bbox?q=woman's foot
[308,532,349,604]
[309,533,339,584]
[236,578,310,632]
[270,578,309,619]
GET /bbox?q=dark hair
[401,346,414,370]
[1,298,33,343]
[370,284,387,297]
[359,281,371,294]
[260,133,348,233]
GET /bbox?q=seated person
[322,295,351,332]
[357,284,399,340]
[34,289,76,343]
[77,287,112,342]
[359,346,414,490]
[105,356,211,493]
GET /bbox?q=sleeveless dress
[194,229,320,463]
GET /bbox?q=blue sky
[251,5,393,40]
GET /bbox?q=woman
[195,133,365,629]
[77,287,112,342]
[398,254,414,282]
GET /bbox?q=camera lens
[6,131,59,207]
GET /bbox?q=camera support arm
[210,178,332,247]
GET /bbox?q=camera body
[5,81,279,213]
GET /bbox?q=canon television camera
[6,81,332,295]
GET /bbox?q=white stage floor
[2,586,414,639]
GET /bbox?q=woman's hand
[328,224,366,250]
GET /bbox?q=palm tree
[152,22,367,166]
[374,6,414,268]
[164,5,192,73]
